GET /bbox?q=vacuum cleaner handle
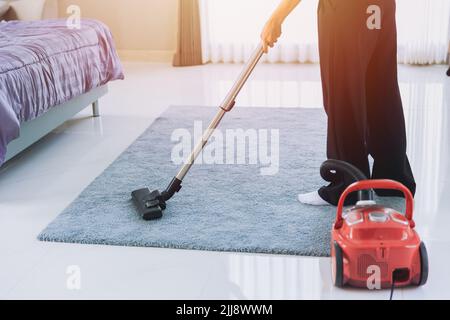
[174,44,264,182]
[335,179,415,229]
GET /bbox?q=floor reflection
[212,253,391,299]
[213,254,326,299]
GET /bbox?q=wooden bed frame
[4,85,108,163]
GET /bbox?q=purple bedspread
[0,19,124,164]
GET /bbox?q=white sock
[298,191,330,206]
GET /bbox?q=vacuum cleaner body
[331,179,428,289]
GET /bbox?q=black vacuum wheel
[418,242,429,286]
[332,241,344,288]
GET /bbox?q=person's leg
[310,0,377,206]
[366,0,416,197]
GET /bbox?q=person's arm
[261,0,302,53]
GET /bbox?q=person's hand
[260,16,282,53]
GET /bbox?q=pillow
[8,0,46,21]
[0,1,10,19]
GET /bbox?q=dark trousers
[317,0,416,205]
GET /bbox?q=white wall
[57,0,179,61]
[43,0,59,19]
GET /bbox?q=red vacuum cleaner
[323,160,429,290]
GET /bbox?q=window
[200,0,450,64]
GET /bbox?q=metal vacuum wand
[176,45,264,181]
[131,44,265,220]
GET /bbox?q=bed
[0,19,124,166]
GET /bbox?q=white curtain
[200,0,450,65]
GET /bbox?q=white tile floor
[0,62,449,300]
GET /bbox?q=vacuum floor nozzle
[131,188,164,220]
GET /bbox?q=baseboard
[118,50,175,63]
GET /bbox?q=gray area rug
[38,106,404,257]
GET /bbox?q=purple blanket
[0,19,124,164]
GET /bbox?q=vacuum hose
[320,160,374,201]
